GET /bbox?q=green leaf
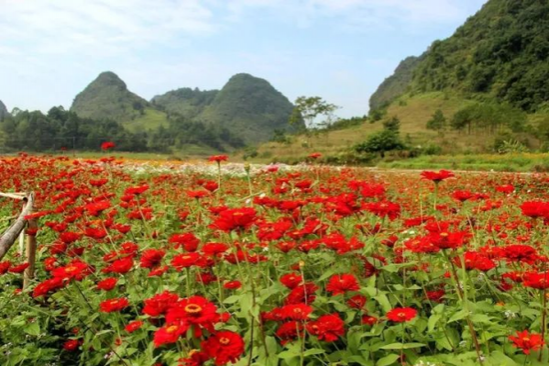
[373,293,392,312]
[380,343,426,350]
[448,309,469,323]
[428,314,442,332]
[24,322,40,336]
[303,348,325,356]
[376,354,400,366]
[223,295,242,304]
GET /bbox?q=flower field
[2,154,549,366]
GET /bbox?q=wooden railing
[0,192,37,288]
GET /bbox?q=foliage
[371,0,549,113]
[152,87,218,119]
[289,96,339,129]
[426,109,447,132]
[450,103,527,134]
[0,107,244,153]
[321,116,367,131]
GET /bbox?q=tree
[354,130,405,158]
[426,109,446,132]
[383,116,401,132]
[289,96,339,130]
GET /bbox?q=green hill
[0,100,9,120]
[153,73,302,143]
[71,71,151,122]
[151,88,218,119]
[372,0,549,113]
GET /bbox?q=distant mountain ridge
[71,71,301,144]
[153,73,300,142]
[0,100,9,120]
[370,0,549,113]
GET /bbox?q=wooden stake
[23,219,37,289]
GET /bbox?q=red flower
[364,201,401,221]
[201,331,245,366]
[326,274,360,295]
[33,277,65,298]
[280,273,303,289]
[308,152,322,159]
[169,233,200,251]
[223,281,242,290]
[386,307,417,322]
[285,283,318,305]
[84,200,111,216]
[306,313,345,342]
[140,249,165,269]
[51,260,92,281]
[166,296,219,334]
[0,261,11,274]
[520,201,549,219]
[63,339,81,351]
[208,155,229,163]
[103,257,133,274]
[125,320,144,333]
[523,272,549,290]
[97,277,118,291]
[101,141,116,150]
[347,294,367,309]
[209,208,257,232]
[143,291,179,317]
[509,330,544,354]
[153,321,190,348]
[279,303,313,321]
[8,263,30,273]
[172,252,202,270]
[60,231,81,244]
[420,170,455,183]
[99,298,129,313]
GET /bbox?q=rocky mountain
[71,71,149,121]
[0,100,9,120]
[369,56,423,110]
[370,0,549,113]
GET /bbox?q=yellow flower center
[166,325,179,333]
[66,265,78,273]
[219,337,230,345]
[398,312,406,318]
[185,304,203,313]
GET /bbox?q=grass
[378,153,549,172]
[122,108,169,132]
[248,92,488,163]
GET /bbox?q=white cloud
[0,0,215,58]
[223,0,488,30]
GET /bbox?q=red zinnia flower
[153,321,190,348]
[201,331,245,366]
[209,208,257,232]
[386,307,417,322]
[420,170,455,183]
[125,320,144,333]
[140,249,166,269]
[306,313,345,342]
[143,291,179,317]
[101,141,115,150]
[509,330,544,354]
[326,274,360,295]
[208,155,229,163]
[100,298,129,313]
[97,277,118,291]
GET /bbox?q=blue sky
[0,0,487,118]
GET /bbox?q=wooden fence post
[23,219,37,289]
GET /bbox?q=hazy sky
[0,0,487,118]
